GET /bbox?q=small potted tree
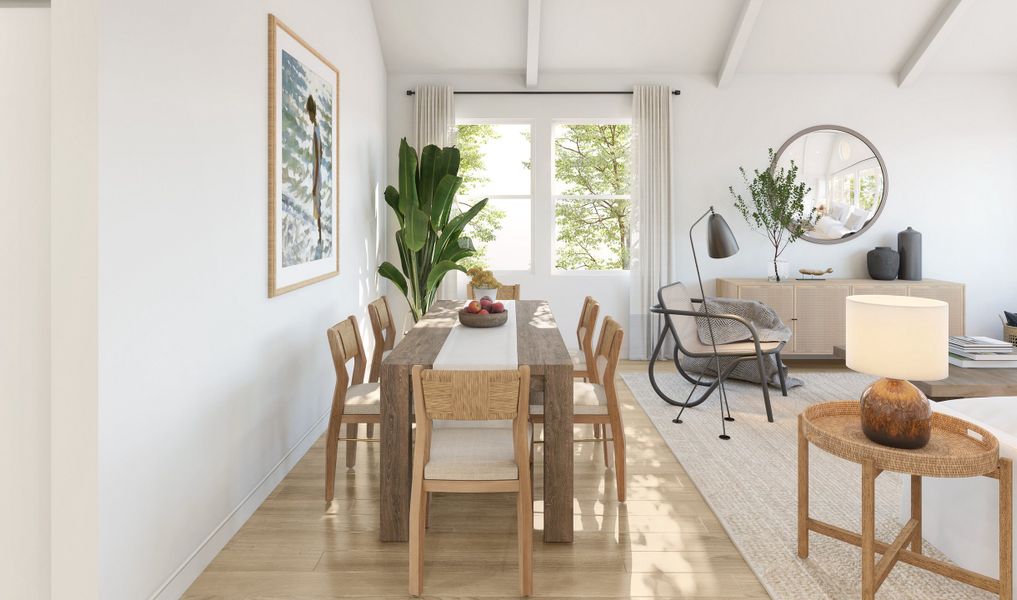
[730,149,815,281]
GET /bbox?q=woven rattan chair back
[327,316,366,389]
[592,316,624,386]
[658,282,710,354]
[576,296,601,379]
[367,296,396,382]
[466,283,521,301]
[415,368,527,421]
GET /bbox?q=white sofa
[899,396,1017,578]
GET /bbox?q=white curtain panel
[412,84,459,300]
[629,84,676,359]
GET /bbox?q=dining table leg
[380,362,412,542]
[542,363,574,543]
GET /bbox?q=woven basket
[1005,324,1017,347]
[458,309,508,328]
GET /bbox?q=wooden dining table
[379,300,575,543]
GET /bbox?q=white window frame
[550,118,633,275]
[454,119,536,275]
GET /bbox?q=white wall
[0,7,51,599]
[51,0,102,597]
[94,1,387,598]
[387,72,1017,346]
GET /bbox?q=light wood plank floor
[184,361,771,599]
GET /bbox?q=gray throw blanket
[679,297,803,389]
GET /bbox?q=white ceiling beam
[717,0,764,88]
[898,0,971,87]
[525,0,542,88]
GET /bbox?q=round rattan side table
[798,401,1012,600]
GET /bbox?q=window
[552,123,631,271]
[455,123,532,271]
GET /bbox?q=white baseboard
[148,410,330,600]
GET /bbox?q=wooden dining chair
[367,296,396,383]
[571,296,601,382]
[466,283,521,300]
[531,316,626,501]
[409,365,533,597]
[325,316,380,502]
[570,296,605,457]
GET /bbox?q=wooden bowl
[458,309,508,328]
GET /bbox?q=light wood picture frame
[268,14,341,297]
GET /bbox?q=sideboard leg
[797,415,809,559]
[910,475,923,554]
[861,460,877,600]
[1000,458,1012,600]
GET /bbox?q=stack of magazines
[949,336,1017,368]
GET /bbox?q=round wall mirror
[773,125,888,244]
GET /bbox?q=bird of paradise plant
[378,139,488,322]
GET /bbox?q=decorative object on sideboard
[731,149,815,282]
[772,125,889,245]
[897,226,922,280]
[866,246,900,280]
[797,267,833,280]
[378,140,488,322]
[1002,312,1017,347]
[846,295,949,449]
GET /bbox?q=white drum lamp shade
[846,295,949,381]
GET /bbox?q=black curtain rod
[406,90,680,96]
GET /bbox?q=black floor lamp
[649,206,740,438]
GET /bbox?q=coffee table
[832,346,1017,401]
[798,401,1012,599]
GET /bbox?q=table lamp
[845,295,949,449]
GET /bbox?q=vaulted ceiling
[369,0,1017,86]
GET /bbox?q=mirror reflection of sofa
[811,201,873,240]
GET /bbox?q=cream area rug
[620,369,995,600]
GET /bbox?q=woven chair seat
[570,351,587,370]
[344,383,381,414]
[424,427,519,480]
[531,382,607,416]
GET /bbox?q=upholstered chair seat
[342,383,381,414]
[424,427,519,480]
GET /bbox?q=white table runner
[432,301,519,370]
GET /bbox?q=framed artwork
[268,14,340,297]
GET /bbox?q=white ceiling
[370,0,1017,84]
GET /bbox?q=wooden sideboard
[716,278,965,358]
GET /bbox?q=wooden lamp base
[860,377,932,449]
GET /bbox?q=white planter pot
[473,287,499,300]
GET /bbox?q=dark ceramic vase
[860,378,932,449]
[867,246,900,280]
[898,227,922,280]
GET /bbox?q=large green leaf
[418,145,439,214]
[425,260,467,291]
[378,262,408,297]
[435,198,488,256]
[439,236,476,264]
[397,138,418,218]
[430,174,462,229]
[403,206,430,252]
[384,186,402,225]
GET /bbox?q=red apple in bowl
[480,295,492,302]
[478,309,489,315]
[466,301,481,314]
[491,302,505,314]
